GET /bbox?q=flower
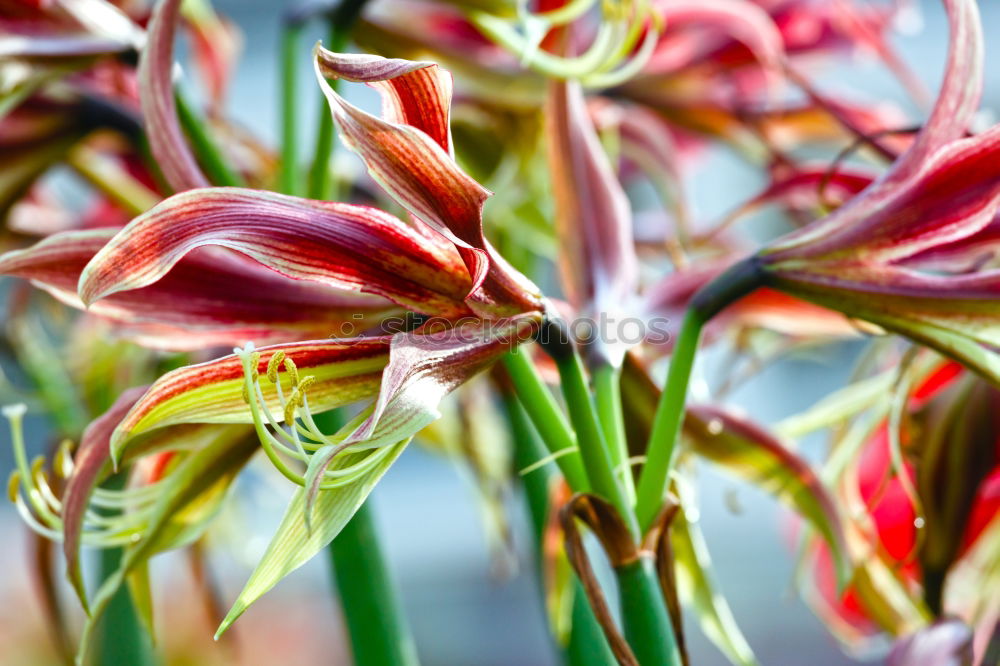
[807,359,1000,649]
[755,0,1000,385]
[2,14,546,646]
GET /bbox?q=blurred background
[2,1,999,664]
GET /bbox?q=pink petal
[61,386,148,609]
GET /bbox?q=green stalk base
[93,475,155,666]
[328,501,419,666]
[504,395,616,666]
[616,559,681,666]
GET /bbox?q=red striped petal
[313,48,542,317]
[770,125,1000,262]
[77,188,476,318]
[346,316,541,448]
[111,338,391,450]
[0,228,401,350]
[765,0,986,262]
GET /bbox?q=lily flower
[754,0,1000,385]
[7,41,546,645]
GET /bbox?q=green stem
[615,559,681,666]
[329,501,420,666]
[550,348,638,538]
[308,0,369,200]
[592,363,635,506]
[503,395,616,666]
[94,475,155,666]
[634,257,763,531]
[633,309,704,531]
[502,349,590,492]
[278,23,304,196]
[174,90,246,188]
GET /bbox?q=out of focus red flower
[812,360,1000,638]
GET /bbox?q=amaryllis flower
[807,359,1000,654]
[2,42,546,652]
[753,0,1000,385]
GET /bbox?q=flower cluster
[1,0,998,664]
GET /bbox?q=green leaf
[216,438,410,638]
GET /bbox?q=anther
[249,351,262,376]
[283,357,300,387]
[267,351,287,383]
[7,473,20,503]
[284,388,305,425]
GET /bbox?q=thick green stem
[93,475,154,666]
[308,0,368,200]
[278,23,304,196]
[551,349,638,539]
[503,395,617,666]
[502,349,590,492]
[634,257,763,531]
[592,363,635,506]
[329,501,420,666]
[174,90,246,188]
[615,559,681,666]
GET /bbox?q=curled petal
[109,338,391,456]
[546,78,637,364]
[61,386,148,610]
[315,50,452,153]
[138,0,210,191]
[77,188,474,317]
[346,316,541,448]
[0,228,399,349]
[768,125,1000,263]
[893,0,982,182]
[765,0,986,259]
[314,46,490,288]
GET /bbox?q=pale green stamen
[234,343,391,492]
